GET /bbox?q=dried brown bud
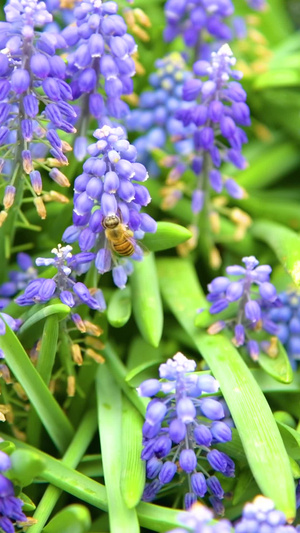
[71,344,83,366]
[86,348,105,364]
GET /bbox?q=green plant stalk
[25,409,97,533]
[157,258,296,520]
[103,343,147,416]
[96,364,139,533]
[26,315,59,447]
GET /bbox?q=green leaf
[246,331,293,384]
[0,441,15,455]
[0,431,185,532]
[251,368,300,393]
[96,365,140,533]
[125,360,162,388]
[0,322,74,453]
[232,469,257,506]
[142,222,192,251]
[107,287,132,328]
[19,492,36,512]
[9,449,45,487]
[18,302,70,336]
[254,69,300,90]
[120,396,145,508]
[251,220,300,286]
[130,253,163,347]
[157,258,296,519]
[43,505,91,533]
[277,421,300,461]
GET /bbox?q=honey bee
[102,214,136,257]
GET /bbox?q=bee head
[102,214,120,229]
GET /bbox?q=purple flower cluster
[266,291,300,370]
[0,449,27,533]
[0,0,75,215]
[205,256,280,360]
[63,125,157,289]
[166,496,297,533]
[0,253,37,309]
[235,496,297,533]
[167,503,232,533]
[62,0,137,159]
[139,352,234,512]
[176,44,250,215]
[126,53,194,177]
[164,0,234,50]
[15,244,106,332]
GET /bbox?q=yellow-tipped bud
[208,321,225,335]
[83,321,103,336]
[43,191,69,204]
[3,185,16,210]
[67,375,76,397]
[209,247,222,269]
[34,197,46,219]
[49,168,71,187]
[71,344,83,366]
[85,336,105,350]
[209,211,221,234]
[86,348,105,364]
[61,140,73,152]
[0,211,7,227]
[266,336,278,359]
[133,8,151,27]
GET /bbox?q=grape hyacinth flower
[62,0,137,159]
[174,44,250,219]
[266,290,300,370]
[0,450,27,533]
[138,352,234,512]
[164,0,234,51]
[15,244,106,332]
[126,53,194,178]
[63,125,157,289]
[0,0,75,221]
[166,503,232,533]
[0,253,37,309]
[204,256,280,360]
[166,496,298,533]
[235,496,297,532]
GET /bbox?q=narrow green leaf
[125,360,162,388]
[120,395,145,508]
[251,219,300,286]
[19,492,36,512]
[277,421,300,461]
[96,364,140,533]
[107,287,132,328]
[289,457,300,479]
[0,322,74,453]
[254,69,300,89]
[246,331,293,384]
[236,142,299,190]
[130,253,163,347]
[232,469,257,506]
[142,221,192,252]
[157,258,296,519]
[43,505,91,533]
[18,302,70,336]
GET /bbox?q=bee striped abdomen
[113,238,135,256]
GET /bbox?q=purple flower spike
[205,255,279,359]
[139,352,234,509]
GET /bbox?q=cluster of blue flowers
[138,352,234,512]
[62,0,137,160]
[63,124,157,289]
[0,253,37,310]
[266,291,300,370]
[205,255,279,360]
[126,53,194,178]
[0,449,27,533]
[15,244,106,332]
[166,496,298,533]
[176,44,250,215]
[164,0,234,51]
[0,0,75,219]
